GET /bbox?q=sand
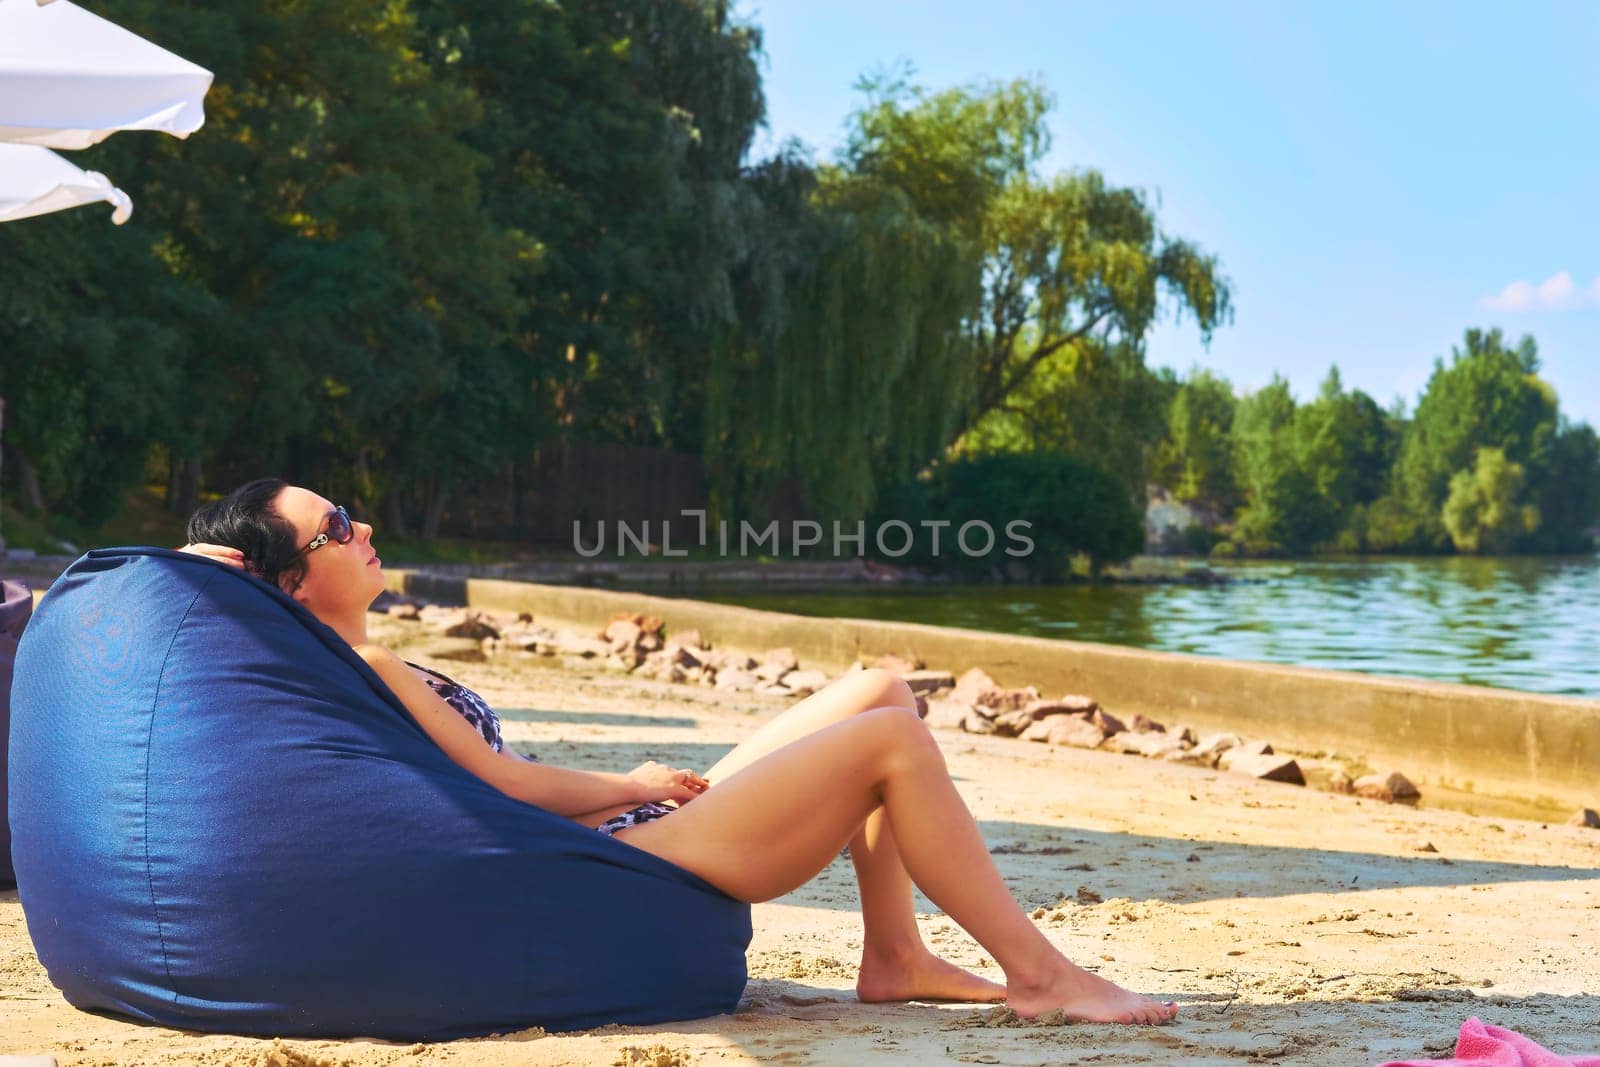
[4,617,1599,1066]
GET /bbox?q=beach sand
[4,617,1598,1066]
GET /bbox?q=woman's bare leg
[614,708,1178,1025]
[697,669,1003,1003]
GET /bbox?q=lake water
[651,556,1600,699]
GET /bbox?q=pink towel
[1376,1018,1600,1067]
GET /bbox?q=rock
[914,693,928,720]
[1172,725,1199,746]
[1044,716,1109,749]
[386,602,421,621]
[1088,708,1126,736]
[1024,695,1098,717]
[1414,840,1438,853]
[1020,719,1055,742]
[901,669,956,695]
[1565,808,1600,828]
[1024,697,1100,723]
[602,651,637,672]
[1217,739,1274,771]
[1188,733,1241,766]
[606,611,664,637]
[961,710,997,735]
[1107,731,1187,759]
[965,702,1000,724]
[602,618,643,648]
[553,633,612,658]
[482,610,524,632]
[990,708,1037,738]
[714,668,759,692]
[1327,769,1356,794]
[672,628,706,650]
[1128,713,1166,733]
[443,612,500,641]
[923,697,974,731]
[1353,771,1421,803]
[753,660,791,684]
[635,649,674,679]
[987,684,1042,712]
[762,646,799,672]
[666,642,709,669]
[754,682,794,698]
[707,650,756,673]
[871,653,923,674]
[780,669,830,696]
[612,644,648,671]
[951,667,1000,706]
[1226,753,1306,785]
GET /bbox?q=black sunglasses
[299,506,355,556]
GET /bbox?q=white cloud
[1482,271,1600,312]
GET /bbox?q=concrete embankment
[389,569,1600,814]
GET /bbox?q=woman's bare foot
[856,945,1007,1003]
[1006,960,1178,1025]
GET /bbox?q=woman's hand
[626,760,710,804]
[176,543,246,569]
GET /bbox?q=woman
[183,478,1179,1026]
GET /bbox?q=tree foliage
[1442,447,1540,554]
[3,5,1594,566]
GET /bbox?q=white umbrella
[0,142,130,224]
[0,0,212,150]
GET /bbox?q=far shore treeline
[1,2,1595,575]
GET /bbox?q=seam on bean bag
[143,567,214,1005]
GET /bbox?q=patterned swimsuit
[407,661,675,837]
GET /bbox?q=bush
[867,451,1143,579]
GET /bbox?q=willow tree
[703,159,982,523]
[837,76,1232,513]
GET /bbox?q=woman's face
[271,485,385,616]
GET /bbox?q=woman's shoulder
[351,642,406,678]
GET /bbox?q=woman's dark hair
[185,477,309,593]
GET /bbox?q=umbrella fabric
[0,0,211,150]
[0,143,130,223]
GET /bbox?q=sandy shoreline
[4,617,1599,1066]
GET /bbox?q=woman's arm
[354,643,695,817]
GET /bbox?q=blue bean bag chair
[8,548,751,1039]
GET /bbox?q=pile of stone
[376,593,838,699]
[919,666,1426,801]
[632,628,832,698]
[374,593,1444,810]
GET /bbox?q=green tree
[844,75,1231,435]
[1527,420,1600,553]
[869,451,1143,578]
[1385,328,1557,549]
[705,157,980,521]
[1153,368,1238,511]
[1290,366,1397,549]
[959,340,1177,511]
[1230,376,1327,552]
[0,210,190,527]
[1442,447,1540,553]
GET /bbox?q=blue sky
[745,0,1600,423]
